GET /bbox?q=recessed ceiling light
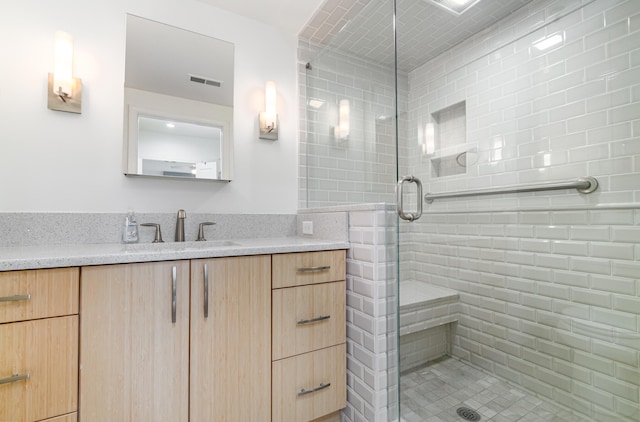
[533,33,564,51]
[166,123,175,128]
[428,0,482,15]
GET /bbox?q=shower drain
[456,407,481,421]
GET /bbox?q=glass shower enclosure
[300,0,640,421]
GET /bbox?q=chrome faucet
[175,209,186,242]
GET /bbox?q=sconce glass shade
[259,80,278,140]
[53,31,74,97]
[334,99,350,140]
[48,31,82,113]
[265,81,277,124]
[423,122,435,155]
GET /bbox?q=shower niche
[424,101,475,177]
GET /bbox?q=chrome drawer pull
[0,294,31,303]
[203,264,209,319]
[171,266,177,324]
[0,373,30,385]
[298,382,331,397]
[296,265,330,273]
[297,315,331,325]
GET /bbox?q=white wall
[0,0,299,213]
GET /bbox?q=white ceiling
[196,0,326,36]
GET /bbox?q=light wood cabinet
[272,344,347,421]
[190,256,271,421]
[0,267,78,324]
[79,261,190,422]
[272,281,346,360]
[272,250,346,289]
[80,256,272,422]
[272,250,347,421]
[41,413,77,422]
[0,268,79,422]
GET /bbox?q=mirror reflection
[123,15,234,181]
[137,116,223,179]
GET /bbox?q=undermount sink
[123,240,241,252]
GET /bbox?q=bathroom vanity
[0,240,348,422]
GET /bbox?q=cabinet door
[190,256,271,421]
[79,261,190,422]
[0,316,78,422]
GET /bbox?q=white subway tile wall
[298,38,402,210]
[344,205,398,422]
[300,0,639,421]
[402,208,640,420]
[407,0,640,210]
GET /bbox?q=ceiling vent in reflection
[188,74,222,88]
[428,0,482,15]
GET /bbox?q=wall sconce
[48,31,82,114]
[422,122,435,155]
[259,81,278,140]
[333,99,350,141]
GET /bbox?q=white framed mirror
[123,14,234,181]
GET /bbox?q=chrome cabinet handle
[298,382,331,396]
[171,266,177,324]
[296,265,330,273]
[0,373,30,385]
[297,315,331,325]
[397,175,423,221]
[203,264,209,319]
[0,294,31,303]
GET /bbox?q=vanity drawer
[272,344,346,422]
[0,268,79,324]
[272,281,346,360]
[272,250,346,289]
[0,316,78,422]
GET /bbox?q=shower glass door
[395,1,640,421]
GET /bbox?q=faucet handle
[141,223,164,243]
[196,222,216,241]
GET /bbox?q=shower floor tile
[400,357,592,422]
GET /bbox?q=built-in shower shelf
[399,281,459,336]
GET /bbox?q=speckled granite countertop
[0,237,350,271]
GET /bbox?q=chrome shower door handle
[397,175,423,221]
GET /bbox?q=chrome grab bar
[424,176,598,204]
[397,175,423,221]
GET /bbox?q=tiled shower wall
[299,0,639,421]
[405,0,640,207]
[402,208,640,421]
[401,1,640,421]
[297,39,406,209]
[342,205,398,422]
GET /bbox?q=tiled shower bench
[399,281,460,371]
